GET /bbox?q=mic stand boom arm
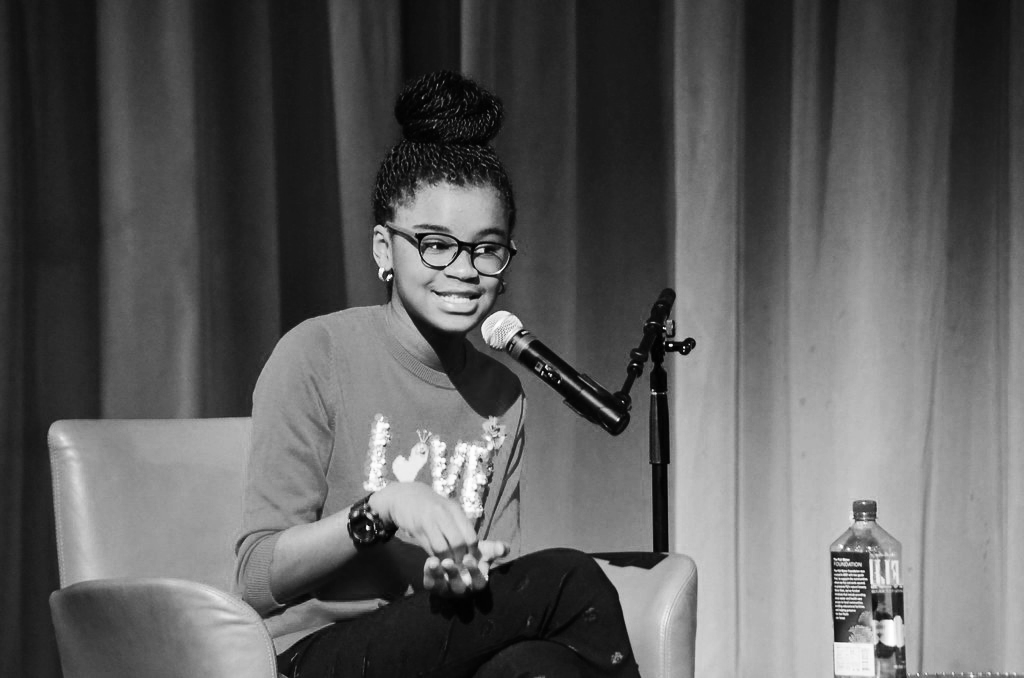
[614,288,695,553]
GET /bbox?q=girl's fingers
[424,546,500,598]
[477,540,509,566]
[423,556,444,593]
[463,554,489,590]
[441,558,468,596]
[420,523,454,559]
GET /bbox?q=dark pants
[277,548,641,678]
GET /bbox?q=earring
[377,267,394,283]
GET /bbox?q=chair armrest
[50,577,280,678]
[594,552,698,678]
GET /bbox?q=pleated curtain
[1,2,1021,676]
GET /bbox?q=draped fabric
[1,2,1020,677]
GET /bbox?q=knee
[512,548,615,594]
[529,547,602,573]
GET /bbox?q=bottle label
[870,555,906,677]
[832,552,907,678]
[832,552,875,676]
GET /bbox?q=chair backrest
[48,418,252,592]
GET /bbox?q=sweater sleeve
[234,320,338,615]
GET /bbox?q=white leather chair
[48,418,697,677]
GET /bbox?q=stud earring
[378,267,394,283]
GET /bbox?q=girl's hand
[423,539,509,597]
[369,481,478,561]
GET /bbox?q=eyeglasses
[385,225,516,276]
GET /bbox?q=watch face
[349,496,395,547]
[351,515,375,543]
[349,501,382,546]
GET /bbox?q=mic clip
[665,337,696,355]
[614,288,696,409]
[564,373,626,430]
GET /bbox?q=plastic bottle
[830,499,906,678]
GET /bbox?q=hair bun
[395,71,504,145]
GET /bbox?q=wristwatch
[347,493,397,547]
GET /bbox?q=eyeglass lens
[419,234,510,274]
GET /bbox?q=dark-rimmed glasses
[385,225,516,276]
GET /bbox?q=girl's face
[373,182,510,339]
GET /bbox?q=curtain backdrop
[2,2,1021,677]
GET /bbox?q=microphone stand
[614,289,695,553]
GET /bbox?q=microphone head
[481,311,523,350]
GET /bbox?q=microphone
[481,311,629,435]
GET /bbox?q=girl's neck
[384,303,467,374]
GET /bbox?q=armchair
[48,418,697,677]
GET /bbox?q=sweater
[234,305,526,651]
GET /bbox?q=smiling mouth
[433,291,481,305]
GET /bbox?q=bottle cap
[852,499,877,520]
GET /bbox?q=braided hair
[372,71,516,233]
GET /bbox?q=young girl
[235,70,640,678]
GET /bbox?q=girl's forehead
[394,183,508,235]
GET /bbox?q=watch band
[347,493,397,547]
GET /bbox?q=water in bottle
[830,499,906,678]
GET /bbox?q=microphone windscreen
[481,311,523,350]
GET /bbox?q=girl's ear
[372,225,392,270]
